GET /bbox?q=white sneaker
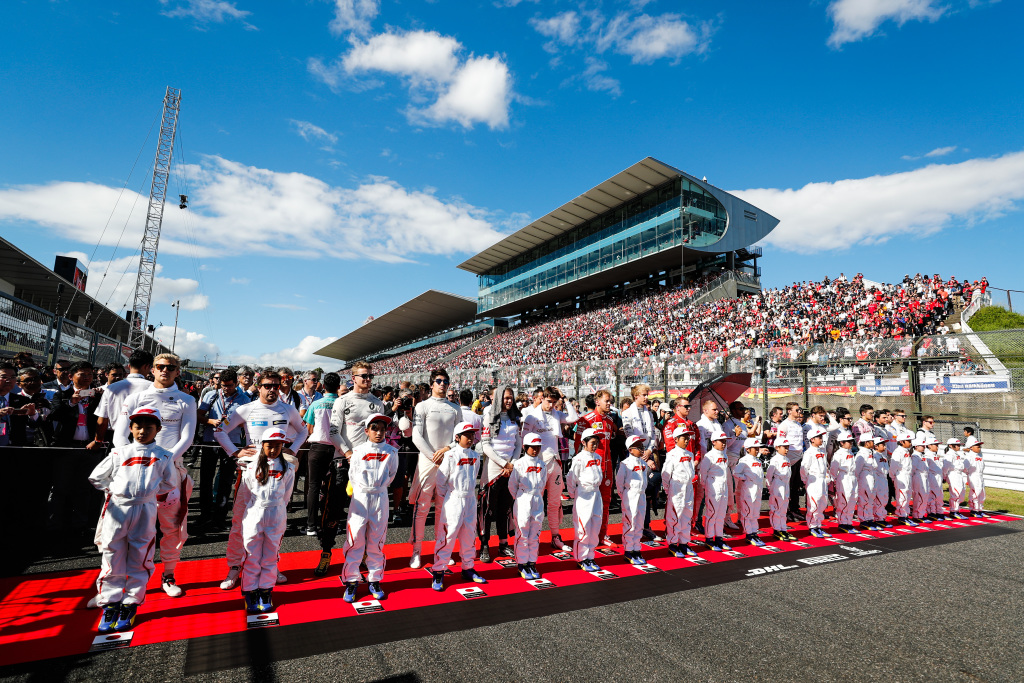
[220,566,240,590]
[161,576,184,597]
[448,557,456,566]
[276,571,288,585]
[409,551,422,569]
[551,535,572,551]
[87,595,100,609]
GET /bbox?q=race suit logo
[121,457,159,466]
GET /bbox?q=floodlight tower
[128,86,181,350]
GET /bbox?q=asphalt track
[3,487,1023,682]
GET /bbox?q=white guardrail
[985,449,1024,493]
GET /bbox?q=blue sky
[2,0,1022,368]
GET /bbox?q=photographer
[391,389,416,524]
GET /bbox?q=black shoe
[479,545,492,564]
[499,543,516,558]
[313,551,332,577]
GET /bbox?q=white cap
[947,437,961,446]
[260,429,289,443]
[926,434,940,446]
[672,425,694,439]
[773,434,792,448]
[709,427,728,442]
[964,435,983,448]
[897,431,914,442]
[660,404,671,413]
[743,437,760,450]
[836,430,855,443]
[364,412,392,428]
[912,434,928,447]
[806,425,828,440]
[454,421,480,435]
[580,428,603,442]
[523,433,543,448]
[858,432,876,445]
[626,435,646,450]
[129,407,162,423]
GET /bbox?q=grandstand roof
[0,236,134,341]
[458,157,690,276]
[314,290,478,362]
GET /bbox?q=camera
[401,397,414,409]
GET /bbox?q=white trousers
[857,472,876,522]
[664,479,694,545]
[967,470,985,511]
[911,472,930,519]
[512,491,544,564]
[157,467,192,576]
[572,489,602,562]
[835,475,858,525]
[619,486,646,552]
[432,493,477,572]
[927,471,944,514]
[735,479,762,535]
[409,455,440,551]
[241,504,287,591]
[343,490,389,582]
[892,472,912,518]
[768,480,790,531]
[947,472,965,512]
[702,474,728,539]
[226,473,250,567]
[804,473,828,530]
[96,499,158,606]
[543,458,565,538]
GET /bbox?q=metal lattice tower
[128,86,180,350]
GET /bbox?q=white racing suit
[944,448,967,513]
[409,397,460,553]
[873,453,890,521]
[662,447,696,546]
[765,454,791,532]
[890,446,914,519]
[215,400,307,568]
[343,441,398,583]
[828,449,859,527]
[432,445,480,572]
[963,450,986,512]
[615,455,648,553]
[241,457,295,592]
[910,447,931,519]
[732,454,764,535]
[926,449,945,515]
[508,454,547,565]
[855,448,878,525]
[801,446,829,530]
[521,403,578,541]
[89,442,177,606]
[567,450,603,562]
[115,386,197,577]
[698,448,730,539]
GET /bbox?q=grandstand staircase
[434,328,500,366]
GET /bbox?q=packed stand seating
[371,329,490,375]
[450,272,984,369]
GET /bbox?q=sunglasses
[353,373,374,380]
[261,383,281,389]
[434,378,450,385]
[155,364,178,371]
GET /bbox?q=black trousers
[307,443,335,529]
[478,476,513,545]
[199,443,234,517]
[317,456,350,552]
[789,460,804,514]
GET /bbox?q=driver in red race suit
[573,389,619,544]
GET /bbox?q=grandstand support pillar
[908,359,924,432]
[663,360,670,405]
[614,361,622,404]
[574,363,582,401]
[88,329,99,364]
[801,365,809,410]
[50,317,64,366]
[728,250,735,271]
[43,314,54,364]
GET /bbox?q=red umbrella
[686,372,752,423]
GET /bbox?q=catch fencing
[0,290,200,379]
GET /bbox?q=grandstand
[315,157,778,365]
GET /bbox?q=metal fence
[0,290,201,379]
[375,328,1024,454]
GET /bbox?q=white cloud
[290,119,338,144]
[1,155,509,264]
[234,335,340,371]
[230,277,250,285]
[153,325,219,360]
[310,30,513,130]
[581,57,621,96]
[827,0,946,48]
[530,11,581,51]
[160,0,256,29]
[58,252,210,312]
[329,0,379,36]
[264,303,308,310]
[924,145,958,157]
[735,150,1024,253]
[600,12,710,64]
